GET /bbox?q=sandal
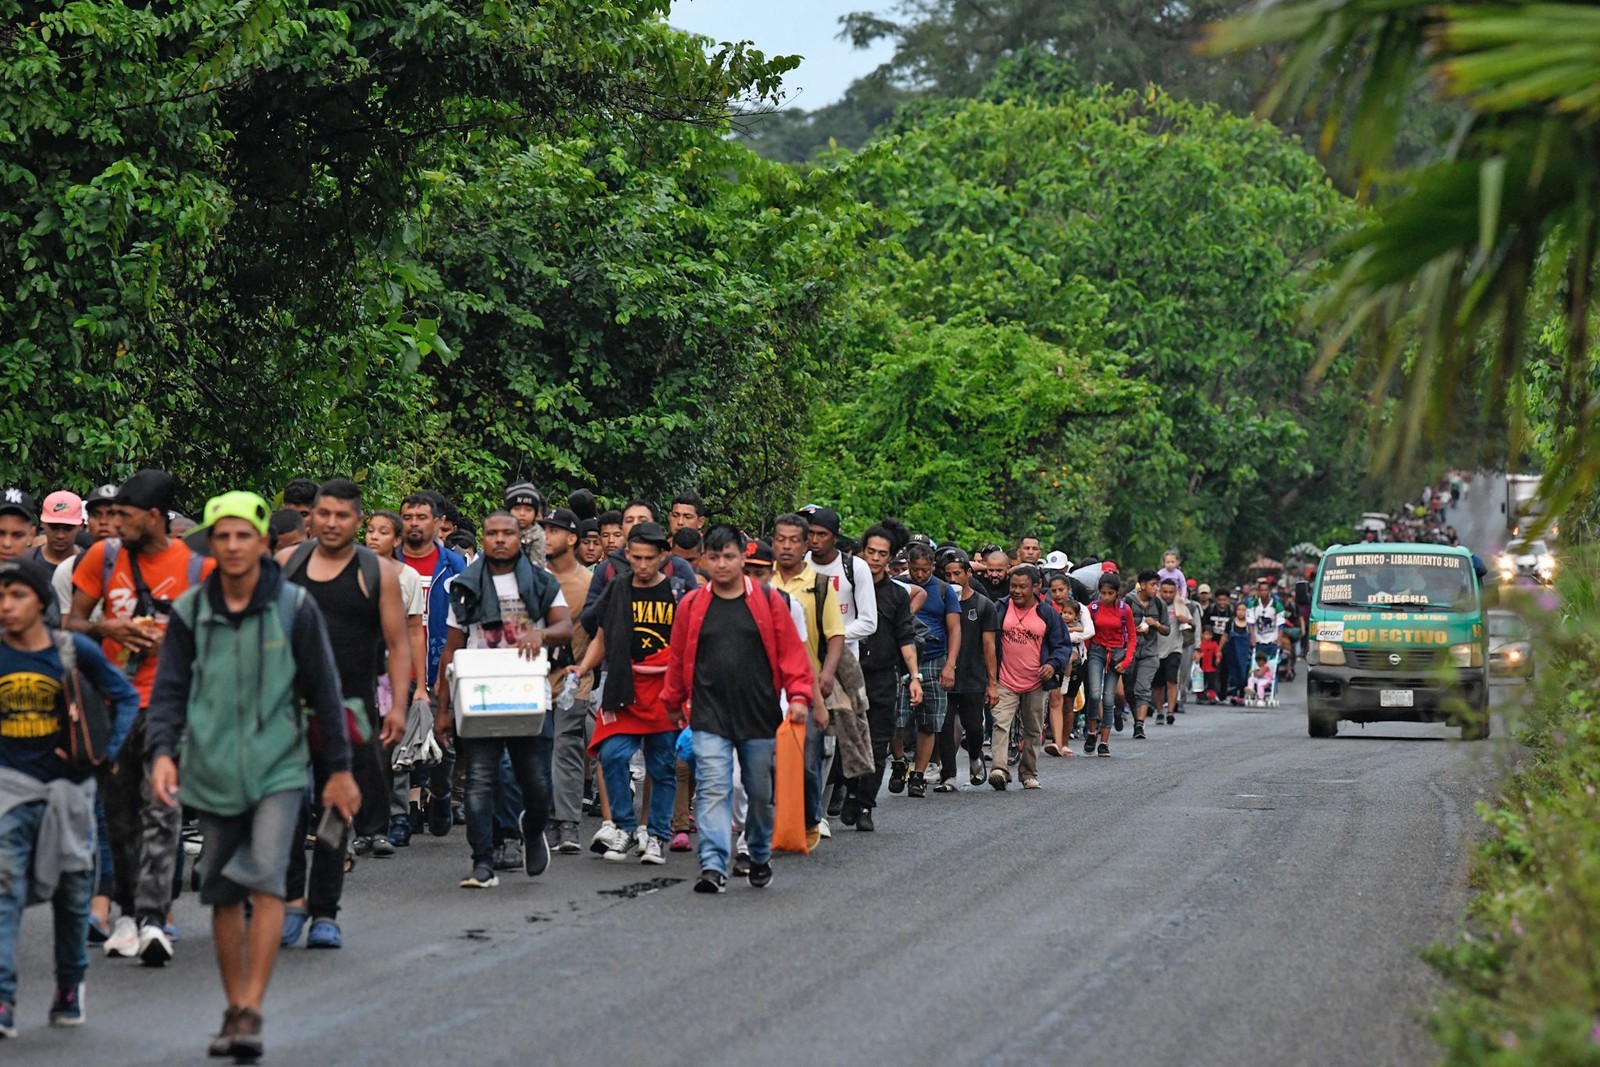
[1043,742,1062,757]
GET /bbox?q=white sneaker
[588,820,620,856]
[630,826,649,856]
[639,835,666,865]
[105,916,139,958]
[136,922,173,967]
[817,818,831,840]
[599,826,633,862]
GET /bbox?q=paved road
[8,678,1517,1067]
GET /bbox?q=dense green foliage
[803,89,1374,570]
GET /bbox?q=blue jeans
[804,717,826,827]
[0,800,93,1005]
[1085,645,1125,733]
[692,731,775,877]
[460,736,552,868]
[493,753,525,845]
[598,733,676,840]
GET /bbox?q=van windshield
[1318,552,1476,611]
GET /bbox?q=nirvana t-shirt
[691,594,780,742]
[952,591,998,693]
[629,579,677,662]
[0,641,68,782]
[444,572,567,650]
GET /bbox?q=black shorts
[1153,652,1182,687]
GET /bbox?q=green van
[1305,543,1490,740]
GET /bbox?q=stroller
[1244,645,1283,707]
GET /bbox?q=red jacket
[662,576,816,721]
[1087,599,1136,672]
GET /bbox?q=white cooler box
[446,647,550,739]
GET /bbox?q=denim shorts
[196,789,304,906]
[896,655,949,734]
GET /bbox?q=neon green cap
[199,490,271,538]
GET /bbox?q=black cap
[538,508,580,535]
[577,518,600,538]
[0,488,36,524]
[115,469,177,513]
[800,505,840,536]
[505,481,542,509]
[744,539,775,566]
[0,557,54,607]
[85,484,119,508]
[627,521,671,551]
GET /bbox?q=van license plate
[1380,690,1413,708]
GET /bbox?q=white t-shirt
[807,550,878,655]
[444,572,568,650]
[396,561,425,617]
[1246,600,1285,644]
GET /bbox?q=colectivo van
[1305,543,1490,740]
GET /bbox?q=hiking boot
[906,771,927,798]
[887,758,908,794]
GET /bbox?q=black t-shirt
[629,579,677,662]
[692,594,780,742]
[952,591,998,693]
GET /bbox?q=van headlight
[1537,554,1556,579]
[1450,642,1482,668]
[1314,640,1345,666]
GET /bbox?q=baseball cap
[0,558,54,607]
[0,488,37,524]
[800,505,841,536]
[626,521,671,551]
[744,539,775,566]
[115,469,177,513]
[41,490,85,526]
[1042,550,1070,571]
[1197,583,1212,595]
[577,518,600,539]
[198,490,272,538]
[1186,578,1198,590]
[538,508,580,535]
[85,484,119,509]
[504,481,542,509]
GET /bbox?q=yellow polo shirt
[773,564,845,670]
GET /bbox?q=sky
[668,1,894,109]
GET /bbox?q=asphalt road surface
[8,678,1521,1067]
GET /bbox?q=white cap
[1042,550,1071,571]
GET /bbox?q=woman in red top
[1084,573,1135,757]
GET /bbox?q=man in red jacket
[662,526,815,894]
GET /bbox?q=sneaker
[589,820,622,855]
[1132,724,1147,740]
[887,758,908,794]
[805,825,822,851]
[1166,713,1176,725]
[182,821,204,857]
[631,827,649,856]
[306,919,342,949]
[87,914,110,944]
[640,835,666,865]
[907,771,927,798]
[369,833,395,858]
[817,818,832,839]
[669,831,692,852]
[602,827,635,863]
[48,983,84,1027]
[137,921,173,966]
[387,816,412,848]
[826,791,845,819]
[855,808,875,832]
[970,758,986,786]
[988,767,1009,791]
[553,821,582,855]
[0,1001,13,1039]
[1022,777,1042,790]
[694,869,727,894]
[105,915,138,958]
[933,779,957,792]
[748,860,773,889]
[207,1007,240,1058]
[280,909,307,948]
[459,865,499,888]
[230,1007,263,1060]
[839,800,859,827]
[1097,742,1111,757]
[733,851,752,878]
[524,819,551,877]
[494,840,524,872]
[427,794,453,837]
[352,835,373,856]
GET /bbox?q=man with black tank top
[275,479,411,950]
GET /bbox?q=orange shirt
[73,540,216,706]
